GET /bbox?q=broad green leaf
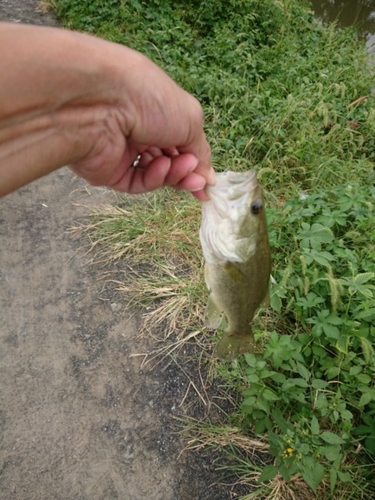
[299,443,310,455]
[356,373,372,384]
[270,372,287,384]
[335,335,349,354]
[311,378,328,389]
[296,223,334,251]
[296,361,310,381]
[341,410,353,420]
[263,388,280,401]
[325,314,343,325]
[349,365,362,376]
[243,396,256,407]
[298,333,310,345]
[323,324,340,339]
[244,353,257,367]
[258,465,278,483]
[326,366,340,379]
[271,293,282,312]
[256,397,270,414]
[333,455,344,470]
[322,445,341,462]
[330,468,337,493]
[291,351,305,363]
[301,458,325,491]
[292,391,307,404]
[282,378,308,390]
[243,387,259,397]
[320,431,345,445]
[337,471,351,483]
[279,465,292,483]
[272,409,293,433]
[311,415,320,435]
[260,369,276,379]
[254,418,267,434]
[354,273,375,286]
[312,254,330,266]
[359,392,373,407]
[253,410,266,420]
[356,308,375,320]
[308,249,335,267]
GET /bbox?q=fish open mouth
[200,170,263,263]
[205,170,259,217]
[207,170,258,203]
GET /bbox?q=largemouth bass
[199,170,271,360]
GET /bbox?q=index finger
[176,94,215,186]
[180,134,215,186]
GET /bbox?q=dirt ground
[0,3,247,500]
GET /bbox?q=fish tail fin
[216,327,254,361]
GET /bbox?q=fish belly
[205,257,269,361]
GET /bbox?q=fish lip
[206,170,258,200]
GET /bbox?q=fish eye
[251,202,262,215]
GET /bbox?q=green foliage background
[52,0,375,497]
[53,0,375,190]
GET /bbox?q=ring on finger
[132,154,142,168]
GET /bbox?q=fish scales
[199,170,271,360]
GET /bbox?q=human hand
[69,46,215,201]
[0,25,215,199]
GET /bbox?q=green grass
[54,0,375,498]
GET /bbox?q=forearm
[1,105,107,195]
[0,23,212,198]
[0,23,136,196]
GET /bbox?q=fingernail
[190,182,206,192]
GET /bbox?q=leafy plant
[220,183,375,494]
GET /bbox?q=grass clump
[70,190,207,342]
[54,0,375,498]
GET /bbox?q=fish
[199,170,271,361]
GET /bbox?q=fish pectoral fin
[216,328,254,361]
[223,262,247,283]
[204,293,223,329]
[260,286,270,308]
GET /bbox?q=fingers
[125,62,215,189]
[111,155,170,193]
[164,154,198,186]
[191,188,210,202]
[110,153,210,197]
[176,95,215,186]
[183,137,215,187]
